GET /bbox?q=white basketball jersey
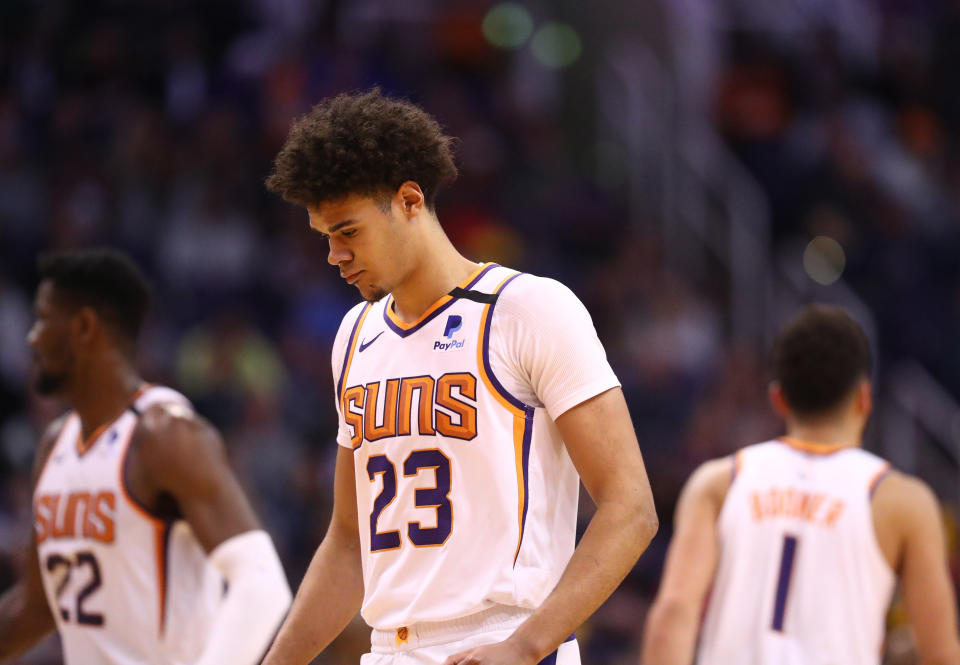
[33,385,223,665]
[333,263,619,630]
[697,438,896,665]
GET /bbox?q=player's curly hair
[772,304,872,417]
[38,247,152,345]
[265,88,458,209]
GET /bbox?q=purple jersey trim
[480,272,530,412]
[478,271,537,563]
[515,409,534,563]
[382,263,499,338]
[158,520,172,637]
[337,303,372,403]
[869,465,893,499]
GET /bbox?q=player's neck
[783,419,862,449]
[389,234,481,323]
[68,353,145,441]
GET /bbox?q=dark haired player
[0,248,291,665]
[642,304,960,665]
[262,89,658,665]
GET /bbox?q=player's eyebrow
[327,219,356,234]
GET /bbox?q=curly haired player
[262,89,658,665]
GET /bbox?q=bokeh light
[530,22,582,69]
[802,236,846,286]
[482,3,534,50]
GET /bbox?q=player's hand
[443,637,539,665]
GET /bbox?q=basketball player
[0,248,292,664]
[259,89,659,665]
[642,305,960,665]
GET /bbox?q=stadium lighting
[531,22,582,69]
[482,3,534,50]
[803,236,846,286]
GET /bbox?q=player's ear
[70,306,100,348]
[769,382,790,419]
[396,181,425,219]
[855,379,872,418]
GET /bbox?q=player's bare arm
[127,403,292,665]
[0,416,65,662]
[641,457,730,665]
[262,445,364,665]
[872,472,960,665]
[447,387,659,665]
[126,404,261,548]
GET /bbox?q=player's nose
[327,237,352,266]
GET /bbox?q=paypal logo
[443,315,462,338]
[434,315,465,351]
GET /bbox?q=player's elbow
[641,507,660,547]
[627,496,659,554]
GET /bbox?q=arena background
[1,1,959,663]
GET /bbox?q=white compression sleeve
[193,529,293,665]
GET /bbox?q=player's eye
[342,229,358,238]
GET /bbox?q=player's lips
[341,269,363,285]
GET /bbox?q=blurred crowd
[1,1,959,663]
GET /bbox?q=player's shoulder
[489,270,589,318]
[871,470,944,555]
[871,469,938,513]
[492,269,579,299]
[138,401,204,437]
[134,389,221,467]
[684,456,735,505]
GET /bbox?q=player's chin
[359,282,388,303]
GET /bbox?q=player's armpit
[125,404,260,552]
[641,458,730,665]
[878,473,960,665]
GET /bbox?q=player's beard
[33,368,69,395]
[365,287,388,303]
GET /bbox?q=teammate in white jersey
[0,248,292,665]
[642,304,960,665]
[260,89,659,665]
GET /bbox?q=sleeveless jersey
[697,438,896,665]
[333,263,619,629]
[33,385,223,665]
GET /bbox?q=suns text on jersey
[34,490,117,544]
[341,373,479,448]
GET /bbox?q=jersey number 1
[368,450,452,551]
[771,534,798,632]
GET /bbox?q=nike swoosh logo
[358,331,384,353]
